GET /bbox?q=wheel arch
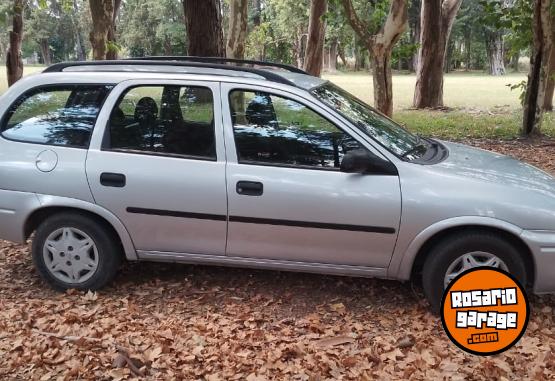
[24,196,138,260]
[394,217,536,288]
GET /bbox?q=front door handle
[100,172,126,188]
[237,181,263,196]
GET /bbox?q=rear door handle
[100,172,126,188]
[237,181,263,196]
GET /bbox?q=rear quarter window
[1,85,113,148]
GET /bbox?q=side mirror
[340,149,398,176]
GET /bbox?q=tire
[422,231,527,313]
[32,212,122,291]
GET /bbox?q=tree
[304,0,327,76]
[106,0,121,60]
[6,0,24,87]
[341,0,408,116]
[182,0,225,57]
[227,0,249,59]
[119,0,186,57]
[413,0,462,109]
[88,0,120,60]
[522,0,553,135]
[543,44,555,110]
[27,5,56,65]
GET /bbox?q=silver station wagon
[1,57,554,310]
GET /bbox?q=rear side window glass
[1,85,113,148]
[106,85,216,159]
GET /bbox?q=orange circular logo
[441,268,529,356]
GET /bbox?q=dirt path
[1,139,554,380]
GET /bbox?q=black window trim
[106,148,218,162]
[101,84,218,162]
[0,83,115,150]
[227,88,375,172]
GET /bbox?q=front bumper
[522,229,555,293]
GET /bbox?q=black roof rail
[130,56,308,75]
[43,60,298,87]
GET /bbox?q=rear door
[222,84,402,268]
[86,80,227,256]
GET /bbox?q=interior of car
[107,85,216,158]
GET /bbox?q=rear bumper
[522,230,555,293]
[0,189,40,243]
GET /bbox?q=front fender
[389,216,526,281]
[35,194,138,260]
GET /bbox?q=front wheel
[32,212,122,291]
[422,232,527,312]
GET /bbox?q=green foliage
[118,0,186,57]
[479,0,533,57]
[24,0,86,63]
[506,80,527,106]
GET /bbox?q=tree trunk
[183,0,225,57]
[511,52,520,72]
[293,30,306,68]
[38,39,52,65]
[464,28,472,70]
[105,0,121,60]
[72,0,86,61]
[486,31,506,75]
[338,44,346,66]
[227,0,248,59]
[323,46,330,70]
[329,38,338,72]
[372,46,394,117]
[89,0,113,60]
[413,0,462,109]
[7,0,24,87]
[341,0,408,116]
[409,0,421,72]
[304,0,327,77]
[543,43,555,111]
[444,38,454,73]
[252,0,261,27]
[522,0,553,136]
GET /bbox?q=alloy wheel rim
[42,227,99,284]
[444,251,508,289]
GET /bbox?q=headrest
[134,97,158,125]
[245,94,276,127]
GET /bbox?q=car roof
[43,58,328,91]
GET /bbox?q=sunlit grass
[0,65,44,94]
[324,70,527,111]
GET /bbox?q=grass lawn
[1,66,554,139]
[325,71,555,139]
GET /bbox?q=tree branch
[442,0,463,24]
[378,0,409,49]
[340,0,373,47]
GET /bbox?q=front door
[87,80,227,256]
[222,84,401,268]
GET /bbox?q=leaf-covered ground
[1,138,555,380]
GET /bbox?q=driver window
[229,90,363,168]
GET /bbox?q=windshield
[311,83,423,158]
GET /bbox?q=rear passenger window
[106,85,216,159]
[1,85,113,148]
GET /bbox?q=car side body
[0,60,554,308]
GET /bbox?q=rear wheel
[32,212,122,291]
[422,232,527,312]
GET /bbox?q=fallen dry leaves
[1,138,555,380]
